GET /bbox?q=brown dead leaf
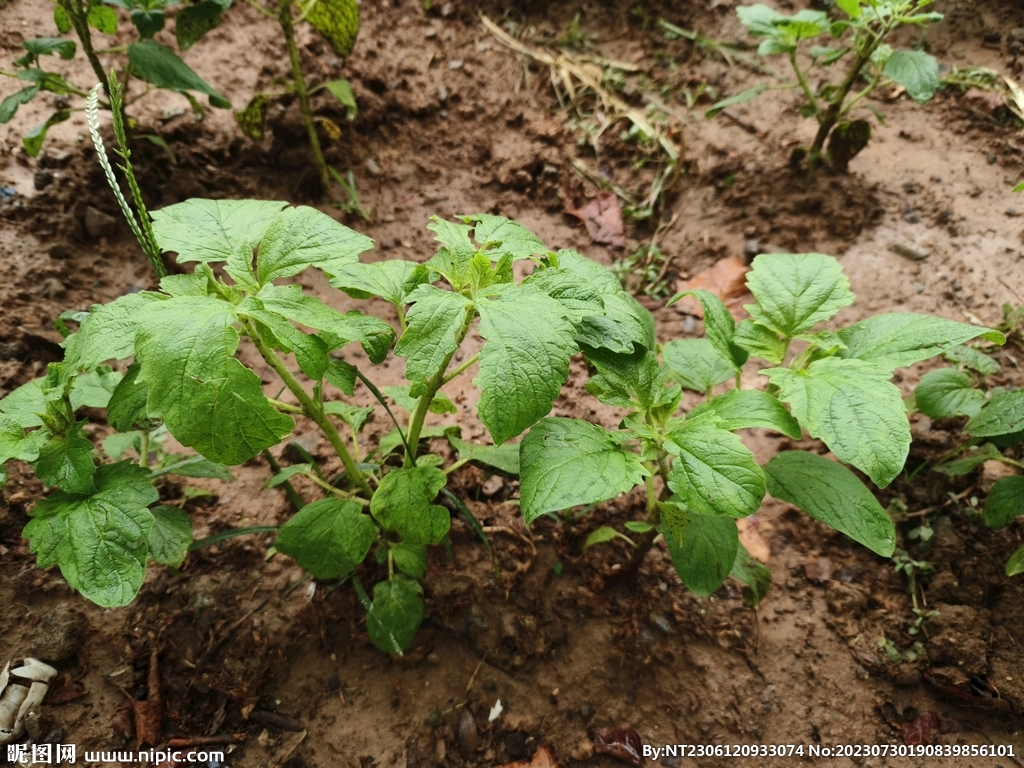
[594,723,644,766]
[901,712,947,746]
[498,743,559,768]
[673,256,751,321]
[47,676,87,704]
[134,646,162,749]
[737,518,770,563]
[564,191,626,247]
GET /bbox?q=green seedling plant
[708,0,943,176]
[0,0,231,156]
[234,0,361,207]
[911,343,1024,577]
[518,253,1003,605]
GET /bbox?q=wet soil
[2,0,1024,766]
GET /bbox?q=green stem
[278,0,332,196]
[261,448,306,510]
[306,471,369,505]
[995,455,1024,471]
[444,456,472,475]
[838,66,883,119]
[245,319,373,498]
[241,0,278,19]
[58,0,111,101]
[404,306,475,468]
[441,353,479,385]
[138,430,150,469]
[789,51,820,117]
[268,398,303,413]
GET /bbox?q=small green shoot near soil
[710,0,942,176]
[912,343,1024,576]
[234,0,362,206]
[0,0,230,156]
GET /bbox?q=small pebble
[903,206,920,224]
[448,59,463,70]
[889,242,930,261]
[579,702,595,720]
[987,154,998,164]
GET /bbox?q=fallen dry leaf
[902,712,946,746]
[594,723,644,766]
[498,743,558,768]
[737,518,770,563]
[564,191,626,247]
[673,255,751,321]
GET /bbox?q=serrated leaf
[0,86,41,124]
[663,512,738,597]
[884,49,939,103]
[733,320,787,364]
[102,432,140,462]
[370,466,449,545]
[24,462,158,607]
[1007,545,1024,577]
[915,368,985,419]
[448,435,520,475]
[730,543,771,606]
[582,345,680,411]
[365,576,423,655]
[22,37,76,59]
[425,218,476,291]
[175,0,230,50]
[465,214,548,260]
[325,358,357,395]
[837,313,1003,369]
[234,93,269,140]
[330,260,429,306]
[966,390,1024,437]
[130,8,165,37]
[107,363,153,431]
[944,345,1000,376]
[256,205,374,284]
[665,417,765,518]
[736,4,786,36]
[87,5,118,33]
[134,296,293,464]
[745,253,854,337]
[152,199,287,264]
[519,418,647,524]
[148,505,192,567]
[765,358,910,487]
[670,289,747,368]
[0,379,47,428]
[69,367,122,410]
[934,443,1002,477]
[475,284,577,444]
[54,6,72,33]
[127,40,229,108]
[275,498,376,578]
[306,0,360,56]
[693,388,802,439]
[575,293,653,354]
[765,451,895,556]
[522,268,605,324]
[982,476,1024,529]
[393,285,473,393]
[381,385,456,415]
[835,0,860,19]
[36,421,96,494]
[0,415,48,464]
[662,339,734,393]
[248,308,330,379]
[324,401,374,432]
[23,109,69,157]
[154,454,234,481]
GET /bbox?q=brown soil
[2,0,1024,766]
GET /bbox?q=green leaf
[175,0,230,50]
[705,85,769,117]
[263,463,310,489]
[523,268,605,324]
[153,455,234,481]
[1007,545,1024,577]
[757,38,796,56]
[837,313,1003,369]
[323,78,357,119]
[693,388,802,439]
[733,320,786,364]
[736,4,786,36]
[425,217,476,290]
[835,0,861,19]
[944,345,1000,376]
[765,358,910,487]
[934,443,1002,477]
[448,435,520,475]
[330,260,429,306]
[377,424,451,459]
[365,576,423,655]
[773,10,828,39]
[730,544,771,607]
[663,512,738,597]
[325,358,357,395]
[130,8,165,37]
[275,498,377,578]
[669,289,747,368]
[475,284,577,444]
[249,309,329,379]
[395,286,473,393]
[101,432,140,462]
[87,5,118,33]
[126,40,230,108]
[23,110,70,156]
[583,526,625,550]
[519,418,648,524]
[982,476,1024,529]
[24,462,158,608]
[54,6,72,33]
[915,368,985,419]
[324,401,374,432]
[134,296,293,464]
[552,248,622,293]
[764,451,896,557]
[151,199,287,264]
[575,292,654,354]
[381,385,456,415]
[0,379,47,428]
[370,466,449,545]
[69,367,122,410]
[883,49,939,103]
[465,214,548,260]
[745,253,854,337]
[0,415,48,464]
[148,505,192,568]
[665,417,765,518]
[662,339,735,393]
[391,541,427,579]
[234,93,269,140]
[624,520,655,533]
[22,38,76,59]
[306,0,360,56]
[966,390,1024,437]
[256,205,374,284]
[582,345,680,411]
[36,421,96,495]
[0,86,41,123]
[107,363,153,431]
